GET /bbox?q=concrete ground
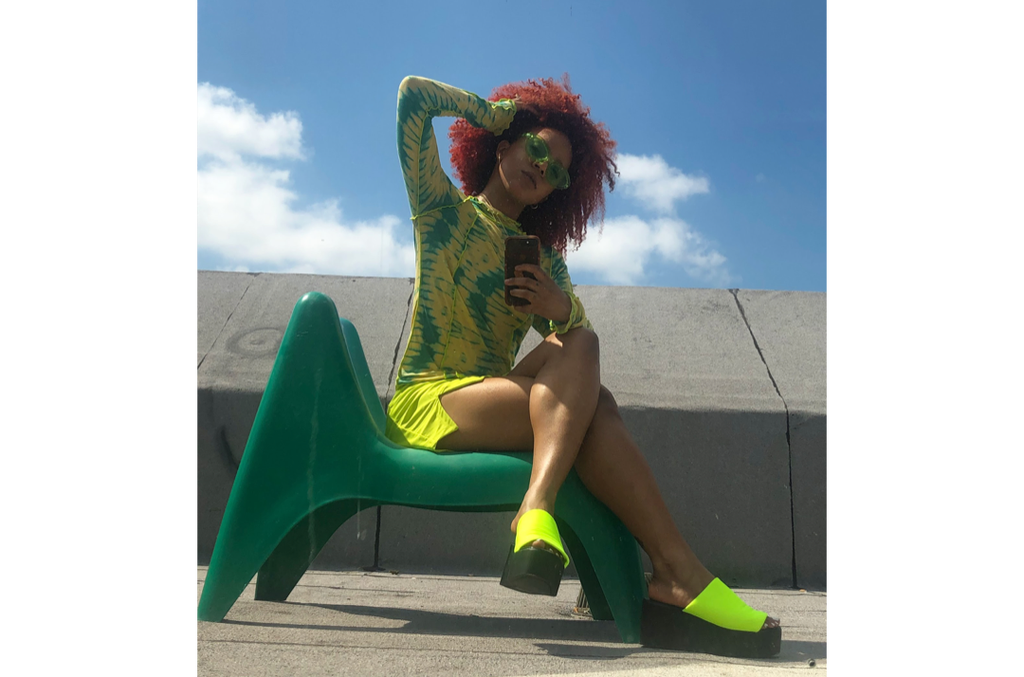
[198,567,826,676]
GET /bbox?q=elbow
[398,76,429,111]
[399,75,424,95]
[397,77,425,122]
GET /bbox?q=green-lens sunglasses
[523,132,571,190]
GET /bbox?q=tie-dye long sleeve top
[394,76,592,386]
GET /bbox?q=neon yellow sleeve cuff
[548,292,592,335]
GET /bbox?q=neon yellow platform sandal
[499,509,570,596]
[640,577,782,658]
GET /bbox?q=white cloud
[615,153,710,215]
[576,153,731,285]
[198,83,305,161]
[198,84,414,276]
[566,215,734,287]
[198,158,414,275]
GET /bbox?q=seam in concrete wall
[365,503,384,573]
[373,279,414,572]
[198,273,259,370]
[218,425,239,472]
[730,289,798,589]
[386,280,415,402]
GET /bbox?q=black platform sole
[641,598,782,658]
[499,545,564,596]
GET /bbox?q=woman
[385,75,781,657]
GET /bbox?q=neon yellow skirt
[384,375,488,451]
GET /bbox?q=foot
[510,503,562,557]
[510,496,554,533]
[521,538,561,555]
[647,572,780,631]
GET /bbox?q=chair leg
[556,474,648,643]
[198,493,319,622]
[556,518,613,621]
[256,499,376,601]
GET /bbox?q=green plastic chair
[197,291,647,642]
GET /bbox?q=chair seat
[197,291,646,642]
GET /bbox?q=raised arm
[397,76,517,217]
[532,250,593,337]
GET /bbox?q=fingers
[505,283,537,314]
[507,290,535,302]
[514,263,548,281]
[506,265,551,293]
[507,289,534,313]
[504,276,538,289]
[506,264,556,316]
[506,285,536,307]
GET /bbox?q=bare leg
[574,388,778,628]
[438,329,778,629]
[441,327,601,528]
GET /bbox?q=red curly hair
[448,75,618,255]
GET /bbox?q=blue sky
[198,0,825,291]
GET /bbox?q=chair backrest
[337,317,388,434]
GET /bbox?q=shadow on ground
[223,601,826,662]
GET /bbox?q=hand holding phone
[504,236,540,306]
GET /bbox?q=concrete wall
[198,271,826,589]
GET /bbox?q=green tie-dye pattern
[395,77,593,386]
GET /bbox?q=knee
[554,326,600,364]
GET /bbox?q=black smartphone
[504,235,540,306]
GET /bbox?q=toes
[531,539,560,556]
